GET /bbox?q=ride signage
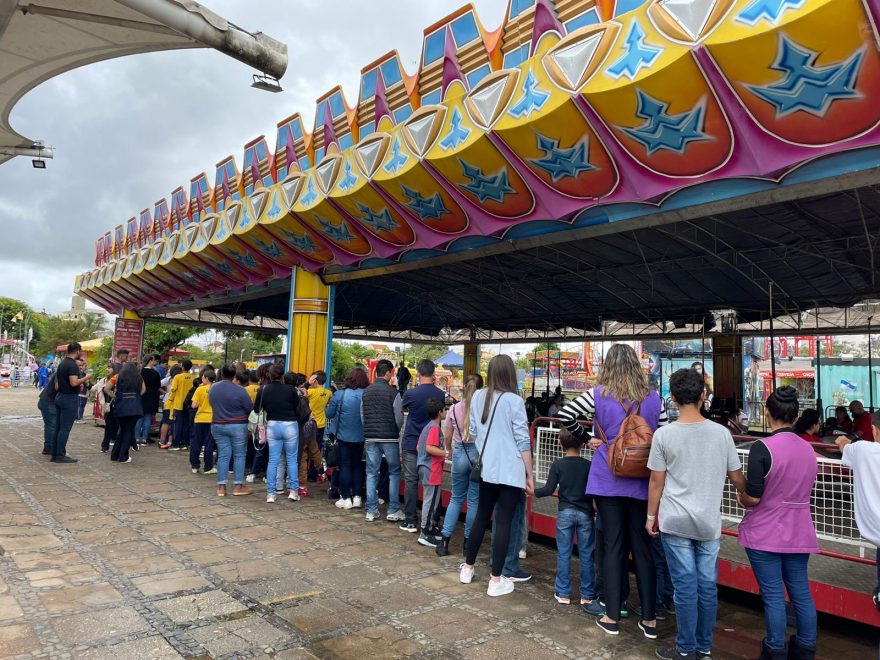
[113,318,145,363]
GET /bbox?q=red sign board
[113,319,145,363]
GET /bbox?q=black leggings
[596,496,656,622]
[466,481,522,577]
[111,415,138,462]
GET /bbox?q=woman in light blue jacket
[459,355,534,598]
[326,368,368,509]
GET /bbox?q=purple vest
[739,432,819,553]
[585,386,662,500]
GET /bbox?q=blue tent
[436,351,464,368]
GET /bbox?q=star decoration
[339,161,359,192]
[528,134,595,182]
[383,138,409,174]
[315,215,355,242]
[607,22,662,81]
[440,108,471,151]
[746,35,863,118]
[458,160,517,203]
[619,89,710,156]
[401,185,451,222]
[508,70,551,119]
[737,0,804,25]
[354,202,399,233]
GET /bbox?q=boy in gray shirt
[646,368,746,660]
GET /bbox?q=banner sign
[113,318,145,363]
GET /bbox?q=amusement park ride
[58,0,880,628]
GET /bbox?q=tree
[402,343,449,366]
[143,322,200,357]
[222,332,283,363]
[33,316,103,357]
[0,297,41,345]
[90,337,114,377]
[534,342,561,353]
[329,341,378,383]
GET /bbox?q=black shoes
[51,456,78,463]
[595,618,619,636]
[435,536,451,556]
[656,648,696,660]
[41,449,51,455]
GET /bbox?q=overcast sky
[0,0,508,315]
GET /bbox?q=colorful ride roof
[78,0,880,331]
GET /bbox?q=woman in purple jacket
[739,386,818,660]
[558,344,667,638]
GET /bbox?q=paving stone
[163,532,225,551]
[212,559,288,583]
[318,624,421,658]
[153,589,248,623]
[140,521,198,536]
[182,544,254,566]
[225,524,286,541]
[25,564,99,588]
[50,606,150,644]
[37,582,123,612]
[11,550,85,571]
[0,533,62,552]
[237,575,318,605]
[189,613,289,656]
[348,581,436,613]
[93,539,161,558]
[0,622,41,655]
[278,597,367,634]
[110,554,184,576]
[403,605,496,645]
[313,564,386,589]
[131,569,212,596]
[0,594,24,620]
[461,632,555,659]
[75,634,181,659]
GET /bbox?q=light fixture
[251,73,283,93]
[32,158,46,169]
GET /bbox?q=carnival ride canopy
[74,0,880,339]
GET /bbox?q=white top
[841,441,880,546]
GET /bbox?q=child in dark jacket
[534,428,602,614]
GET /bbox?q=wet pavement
[0,387,875,659]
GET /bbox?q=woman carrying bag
[110,363,145,464]
[326,368,368,509]
[458,355,534,597]
[255,365,303,504]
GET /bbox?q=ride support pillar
[713,335,744,410]
[463,342,480,376]
[286,267,334,378]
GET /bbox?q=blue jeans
[745,549,816,651]
[212,423,248,485]
[662,533,721,654]
[365,441,401,515]
[267,421,299,494]
[555,507,596,599]
[134,412,153,440]
[652,536,674,605]
[53,393,79,458]
[77,396,88,420]
[38,398,57,453]
[441,443,479,539]
[339,441,365,500]
[493,491,526,575]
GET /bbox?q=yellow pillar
[287,267,334,377]
[463,342,480,376]
[121,309,140,320]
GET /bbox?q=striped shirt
[558,388,669,441]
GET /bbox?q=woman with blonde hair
[558,343,667,637]
[436,373,484,557]
[458,355,534,597]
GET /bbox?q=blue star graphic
[281,229,317,254]
[301,177,318,206]
[401,185,451,222]
[509,70,550,119]
[440,108,471,151]
[383,138,409,174]
[607,22,662,81]
[458,160,516,203]
[254,238,283,259]
[266,192,283,219]
[182,272,199,285]
[315,215,354,242]
[230,249,258,268]
[737,0,804,25]
[354,202,398,233]
[619,89,710,156]
[339,161,359,192]
[210,259,234,275]
[214,221,228,241]
[746,36,864,118]
[237,204,252,229]
[528,134,595,182]
[195,267,214,280]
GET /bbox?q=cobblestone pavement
[0,388,874,659]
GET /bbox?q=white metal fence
[533,423,869,550]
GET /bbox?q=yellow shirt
[192,383,212,424]
[169,372,196,411]
[307,387,332,428]
[245,383,259,404]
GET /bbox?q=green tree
[534,342,561,353]
[143,322,200,357]
[329,341,379,383]
[402,343,449,366]
[223,332,283,363]
[0,297,39,344]
[33,316,103,356]
[90,337,114,377]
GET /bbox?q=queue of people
[36,341,878,660]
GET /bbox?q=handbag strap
[476,393,504,465]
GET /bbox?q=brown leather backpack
[594,401,653,478]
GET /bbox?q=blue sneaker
[503,569,531,582]
[580,599,605,616]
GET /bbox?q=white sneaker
[519,549,527,560]
[386,510,405,522]
[459,563,474,584]
[204,467,217,474]
[266,494,276,503]
[245,474,255,483]
[487,576,515,597]
[336,498,353,509]
[365,511,378,522]
[191,468,199,474]
[121,457,132,464]
[288,490,300,501]
[378,498,386,505]
[352,496,362,508]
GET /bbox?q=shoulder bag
[323,390,345,469]
[594,401,653,478]
[469,393,504,483]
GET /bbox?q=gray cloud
[0,0,505,313]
